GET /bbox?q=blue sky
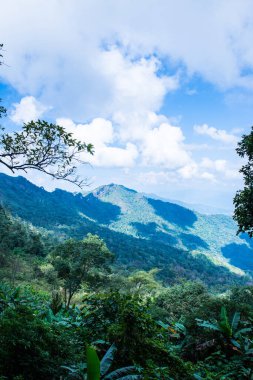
[1,0,253,210]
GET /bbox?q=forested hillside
[1,198,253,379]
[0,173,251,287]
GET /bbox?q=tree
[51,234,114,307]
[0,120,94,188]
[233,126,253,237]
[126,268,161,296]
[0,43,93,188]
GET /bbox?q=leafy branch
[0,120,94,188]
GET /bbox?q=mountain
[0,173,252,288]
[90,184,253,272]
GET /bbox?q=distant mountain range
[0,173,252,288]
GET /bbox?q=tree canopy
[233,126,253,237]
[51,234,114,306]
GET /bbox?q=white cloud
[194,124,238,144]
[101,49,178,143]
[101,49,178,115]
[1,0,253,122]
[178,162,198,179]
[200,158,227,171]
[141,123,191,168]
[177,158,240,182]
[56,116,240,182]
[91,143,138,168]
[113,111,168,142]
[56,117,138,168]
[57,117,114,146]
[10,96,49,124]
[177,162,216,182]
[200,157,240,179]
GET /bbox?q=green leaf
[230,338,241,349]
[104,366,138,380]
[100,344,117,377]
[219,307,232,337]
[235,327,252,338]
[196,320,221,331]
[116,376,141,380]
[86,346,100,380]
[156,320,169,329]
[231,311,241,333]
[193,374,203,380]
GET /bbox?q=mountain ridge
[0,173,252,287]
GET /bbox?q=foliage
[233,126,253,237]
[0,201,252,379]
[126,269,162,296]
[51,234,114,306]
[82,292,194,379]
[0,285,83,380]
[63,344,141,379]
[0,174,249,289]
[0,120,94,187]
[1,274,253,379]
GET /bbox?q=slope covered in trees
[0,176,253,378]
[0,173,252,283]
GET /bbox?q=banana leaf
[104,366,138,379]
[100,344,117,377]
[231,311,241,333]
[87,346,100,380]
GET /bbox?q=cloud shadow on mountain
[77,194,121,225]
[147,198,197,228]
[221,243,253,271]
[180,233,209,250]
[131,222,178,246]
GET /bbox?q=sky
[1,0,253,210]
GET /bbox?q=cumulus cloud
[10,96,49,124]
[113,111,168,142]
[57,117,114,146]
[177,162,216,182]
[1,0,253,122]
[56,117,194,172]
[141,123,191,168]
[177,157,241,182]
[200,158,240,179]
[91,143,138,168]
[8,100,239,184]
[56,117,138,168]
[194,124,238,144]
[56,115,240,183]
[101,49,178,114]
